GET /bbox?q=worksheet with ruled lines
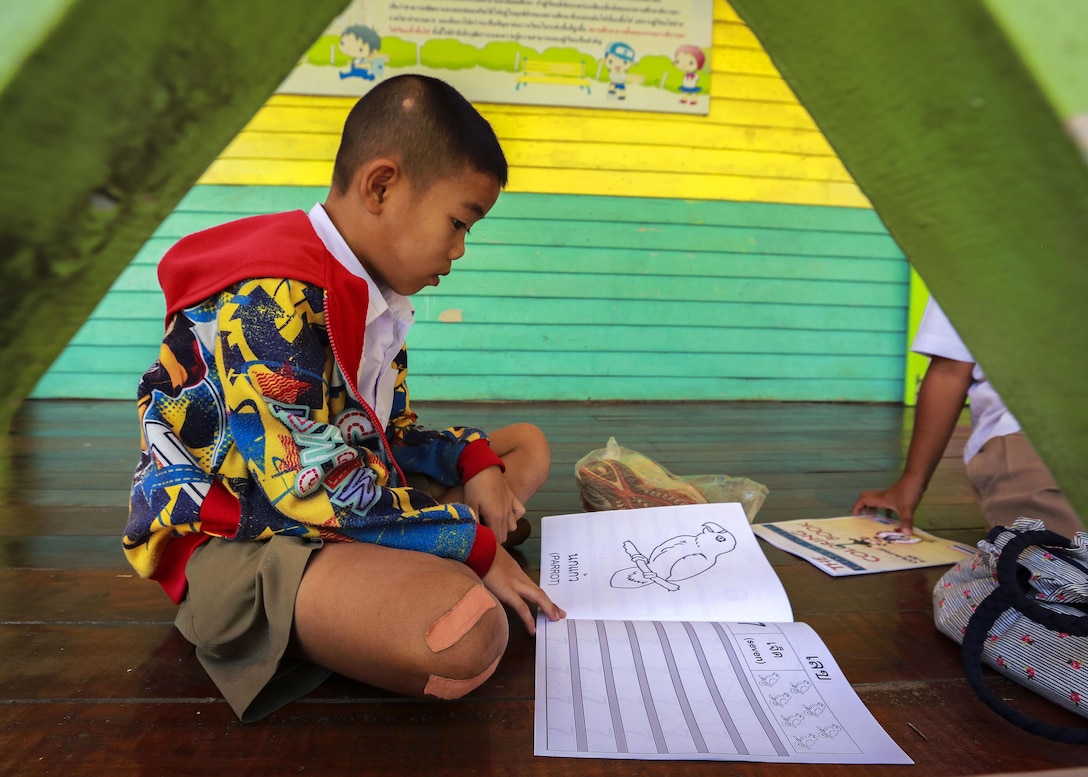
[534,504,912,764]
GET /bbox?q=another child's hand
[852,477,926,534]
[463,466,523,545]
[481,546,565,634]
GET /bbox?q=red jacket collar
[157,210,370,397]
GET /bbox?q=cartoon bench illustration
[515,59,593,93]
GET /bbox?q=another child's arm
[482,546,565,634]
[853,356,974,532]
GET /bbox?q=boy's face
[365,167,501,296]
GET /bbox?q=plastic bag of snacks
[575,437,768,521]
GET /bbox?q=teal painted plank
[83,291,165,321]
[34,188,911,403]
[414,297,907,330]
[459,248,907,283]
[176,186,893,234]
[411,324,902,356]
[429,272,905,307]
[32,373,140,401]
[107,265,906,307]
[410,375,903,403]
[154,212,904,260]
[33,370,903,403]
[46,344,899,378]
[127,238,906,285]
[409,350,899,380]
[86,294,904,331]
[68,319,902,357]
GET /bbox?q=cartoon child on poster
[603,42,636,100]
[339,24,385,81]
[674,44,705,105]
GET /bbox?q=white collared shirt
[911,298,1021,462]
[307,203,414,428]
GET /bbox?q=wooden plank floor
[2,399,1087,776]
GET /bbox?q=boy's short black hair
[331,74,508,194]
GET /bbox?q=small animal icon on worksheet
[610,522,737,591]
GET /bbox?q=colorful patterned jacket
[123,211,501,602]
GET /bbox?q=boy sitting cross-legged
[123,74,564,722]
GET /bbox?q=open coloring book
[752,513,973,576]
[534,503,912,764]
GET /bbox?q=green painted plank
[154,212,904,259]
[174,186,894,234]
[35,186,911,404]
[413,325,902,356]
[84,294,906,330]
[32,371,903,404]
[411,350,898,380]
[127,243,908,284]
[107,264,905,307]
[410,375,902,403]
[81,292,165,321]
[126,238,906,284]
[83,294,906,331]
[68,319,902,357]
[45,344,898,379]
[432,272,904,307]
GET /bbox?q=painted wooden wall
[33,0,910,403]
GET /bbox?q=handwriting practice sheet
[534,504,913,764]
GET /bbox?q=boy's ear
[359,159,400,214]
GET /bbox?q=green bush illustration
[421,39,480,70]
[382,36,417,67]
[478,41,535,72]
[306,35,344,66]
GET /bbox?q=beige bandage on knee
[425,584,497,653]
[424,655,502,700]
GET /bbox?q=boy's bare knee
[422,588,508,699]
[515,422,549,455]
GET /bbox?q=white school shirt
[911,298,1021,463]
[308,204,414,429]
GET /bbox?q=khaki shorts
[967,431,1085,540]
[175,535,330,722]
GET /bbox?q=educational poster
[535,617,913,763]
[752,515,974,577]
[277,0,714,114]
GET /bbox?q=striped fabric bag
[933,518,1088,743]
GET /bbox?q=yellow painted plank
[222,118,836,159]
[216,133,848,182]
[707,44,781,78]
[241,93,824,138]
[717,0,743,24]
[714,21,763,50]
[199,158,868,207]
[505,168,870,206]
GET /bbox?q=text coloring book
[752,514,973,576]
[534,502,912,764]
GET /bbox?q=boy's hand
[852,476,926,534]
[481,546,565,635]
[463,466,523,545]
